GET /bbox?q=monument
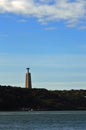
[25,68,32,89]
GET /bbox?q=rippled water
[0,111,86,130]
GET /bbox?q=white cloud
[45,27,56,30]
[0,33,8,37]
[0,53,86,69]
[0,53,86,88]
[18,19,27,23]
[79,26,86,30]
[0,0,85,27]
[33,81,86,90]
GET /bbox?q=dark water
[0,111,86,130]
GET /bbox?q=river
[0,111,86,130]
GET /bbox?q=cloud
[0,0,86,27]
[45,27,56,30]
[0,53,86,69]
[78,26,86,30]
[0,53,86,88]
[18,19,27,23]
[33,81,86,90]
[0,33,8,37]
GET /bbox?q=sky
[0,0,86,90]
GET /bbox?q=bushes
[0,86,86,111]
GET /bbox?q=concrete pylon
[25,68,32,89]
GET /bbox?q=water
[0,111,86,130]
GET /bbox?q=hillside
[0,85,86,111]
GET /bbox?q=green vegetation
[0,85,86,111]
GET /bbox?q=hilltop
[0,85,86,111]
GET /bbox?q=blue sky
[0,0,86,90]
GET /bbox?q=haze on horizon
[0,0,86,90]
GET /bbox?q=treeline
[0,85,86,111]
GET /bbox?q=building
[25,68,32,89]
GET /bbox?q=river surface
[0,111,86,130]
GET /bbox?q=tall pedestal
[25,68,32,89]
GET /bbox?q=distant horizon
[0,0,86,90]
[0,84,86,91]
